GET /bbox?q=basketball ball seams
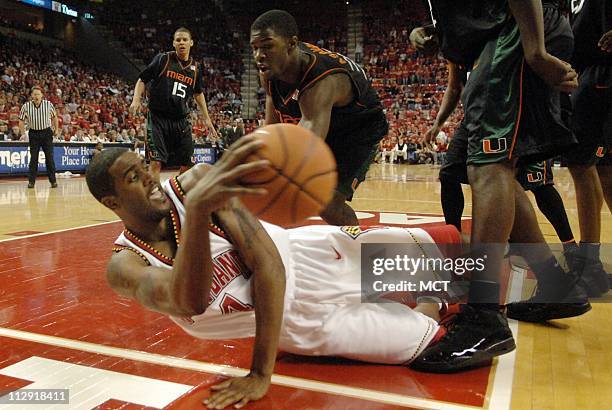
[244,148,332,208]
[244,151,282,184]
[300,170,337,205]
[251,173,295,216]
[278,125,319,184]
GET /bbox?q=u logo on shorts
[527,172,543,183]
[482,138,507,154]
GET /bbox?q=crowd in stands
[376,132,449,166]
[0,31,230,147]
[94,0,244,126]
[0,32,149,144]
[364,0,459,161]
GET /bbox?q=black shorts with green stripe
[563,65,612,167]
[462,6,576,166]
[439,123,556,191]
[146,110,194,166]
[516,159,554,191]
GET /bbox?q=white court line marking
[0,327,480,410]
[0,220,120,243]
[358,210,474,218]
[485,266,524,410]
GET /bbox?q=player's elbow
[173,299,207,317]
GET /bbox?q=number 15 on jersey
[172,81,187,98]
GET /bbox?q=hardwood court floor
[0,163,610,409]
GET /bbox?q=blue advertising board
[0,143,216,175]
[20,0,52,10]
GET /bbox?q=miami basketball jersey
[146,52,203,119]
[112,177,270,339]
[267,42,383,140]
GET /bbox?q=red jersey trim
[169,176,186,203]
[112,246,151,266]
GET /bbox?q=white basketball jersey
[113,177,289,339]
[113,177,456,364]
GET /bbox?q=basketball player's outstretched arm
[176,137,284,408]
[425,62,465,142]
[263,94,280,125]
[203,199,286,409]
[106,137,269,319]
[194,92,219,139]
[298,74,352,140]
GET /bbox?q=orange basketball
[240,124,337,227]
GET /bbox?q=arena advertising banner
[0,144,216,175]
[20,0,78,17]
[20,0,52,10]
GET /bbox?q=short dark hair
[31,86,43,94]
[251,10,298,38]
[174,27,192,39]
[86,148,129,202]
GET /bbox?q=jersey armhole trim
[158,53,171,78]
[112,246,151,266]
[170,176,186,203]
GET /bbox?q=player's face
[173,32,193,59]
[250,29,294,81]
[107,152,171,221]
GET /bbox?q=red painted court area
[0,213,504,409]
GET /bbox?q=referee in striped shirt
[19,86,58,188]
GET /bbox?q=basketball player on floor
[130,27,219,182]
[87,141,462,408]
[561,0,611,296]
[427,61,578,259]
[250,10,389,226]
[409,0,590,373]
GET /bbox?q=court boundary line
[0,327,481,410]
[483,266,525,410]
[0,220,121,243]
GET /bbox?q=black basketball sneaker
[410,305,515,373]
[506,274,591,323]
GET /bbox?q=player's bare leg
[597,164,612,213]
[468,163,516,290]
[179,165,192,175]
[566,164,609,295]
[569,165,603,242]
[509,179,557,265]
[320,191,359,226]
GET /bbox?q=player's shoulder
[152,51,173,63]
[106,247,148,285]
